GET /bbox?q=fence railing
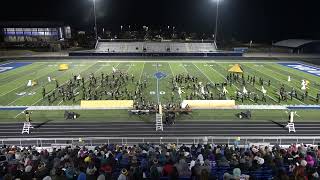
[1,136,320,147]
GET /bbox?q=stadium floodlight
[212,0,221,47]
[91,0,98,42]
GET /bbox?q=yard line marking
[215,63,280,103]
[267,64,320,95]
[206,63,240,91]
[11,63,97,115]
[244,64,306,105]
[10,63,97,107]
[0,64,56,96]
[7,71,68,105]
[168,62,182,100]
[60,63,120,106]
[134,62,145,96]
[32,63,99,106]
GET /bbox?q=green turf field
[1,60,320,106]
[2,109,320,123]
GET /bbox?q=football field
[0,59,320,122]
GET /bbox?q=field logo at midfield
[278,63,320,77]
[0,62,32,73]
[154,72,167,79]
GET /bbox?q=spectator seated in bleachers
[0,142,320,179]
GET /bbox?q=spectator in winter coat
[162,160,174,176]
[175,159,191,177]
[118,168,128,180]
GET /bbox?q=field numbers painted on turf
[126,64,135,66]
[152,64,162,67]
[150,91,156,95]
[15,92,36,96]
[101,64,110,66]
[160,91,166,95]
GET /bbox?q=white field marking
[33,63,100,106]
[0,62,13,66]
[62,63,121,106]
[0,65,58,96]
[192,63,218,91]
[14,111,25,118]
[264,65,317,99]
[134,62,146,95]
[8,75,66,105]
[193,63,237,96]
[270,64,320,93]
[168,62,182,100]
[245,65,307,104]
[205,63,240,91]
[86,63,125,105]
[215,63,280,102]
[10,63,97,107]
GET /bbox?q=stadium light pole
[213,0,221,46]
[92,0,98,42]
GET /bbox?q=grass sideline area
[0,109,319,123]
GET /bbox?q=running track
[0,121,320,146]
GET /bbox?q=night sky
[0,0,319,42]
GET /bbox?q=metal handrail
[1,136,319,147]
[0,136,319,141]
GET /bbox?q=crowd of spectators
[0,142,320,180]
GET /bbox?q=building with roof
[273,39,320,54]
[0,21,71,43]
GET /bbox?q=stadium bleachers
[0,142,318,180]
[95,42,217,53]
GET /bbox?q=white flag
[112,66,117,73]
[27,80,32,87]
[223,86,229,94]
[178,87,185,95]
[201,86,205,94]
[262,86,267,94]
[288,76,291,82]
[243,87,248,95]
